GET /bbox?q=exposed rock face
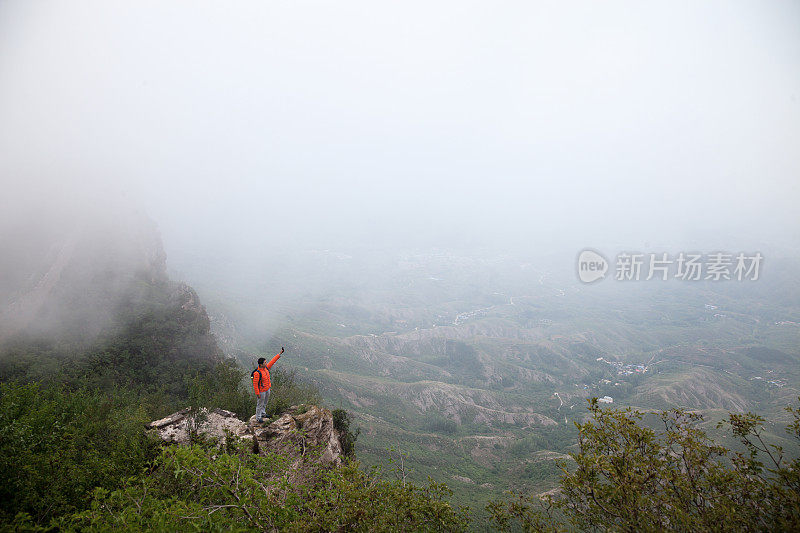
[147,407,251,446]
[166,282,223,361]
[0,197,225,365]
[0,204,170,341]
[148,405,344,467]
[249,405,344,466]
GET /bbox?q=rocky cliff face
[0,204,166,339]
[147,407,252,445]
[147,405,345,468]
[249,405,344,466]
[0,201,221,362]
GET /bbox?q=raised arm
[266,347,284,369]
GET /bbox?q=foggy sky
[1,1,799,263]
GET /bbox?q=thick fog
[1,1,799,272]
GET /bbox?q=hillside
[0,202,224,390]
[0,215,473,531]
[183,248,800,510]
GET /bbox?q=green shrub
[64,444,469,532]
[0,382,159,525]
[187,360,254,418]
[265,367,321,418]
[333,408,360,457]
[488,398,800,532]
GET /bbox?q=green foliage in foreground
[53,443,469,532]
[0,382,159,524]
[488,398,800,532]
[0,360,320,528]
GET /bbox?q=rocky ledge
[147,405,344,466]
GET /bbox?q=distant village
[750,374,787,388]
[596,356,649,376]
[566,357,652,407]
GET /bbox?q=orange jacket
[253,352,281,394]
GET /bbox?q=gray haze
[2,1,799,269]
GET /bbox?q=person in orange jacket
[253,347,284,423]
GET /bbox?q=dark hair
[257,357,266,365]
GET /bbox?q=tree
[488,398,800,532]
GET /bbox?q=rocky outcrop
[147,407,251,446]
[166,282,223,361]
[148,405,345,467]
[249,405,344,466]
[0,203,170,342]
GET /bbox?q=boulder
[249,405,343,466]
[148,405,344,466]
[294,405,343,464]
[147,407,249,446]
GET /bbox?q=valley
[184,247,800,511]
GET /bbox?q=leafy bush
[63,444,469,532]
[187,360,255,418]
[488,398,800,532]
[265,367,321,418]
[0,381,159,524]
[333,408,360,457]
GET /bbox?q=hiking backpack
[252,368,264,389]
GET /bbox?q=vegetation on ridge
[487,398,800,532]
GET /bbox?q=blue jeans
[256,389,271,420]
